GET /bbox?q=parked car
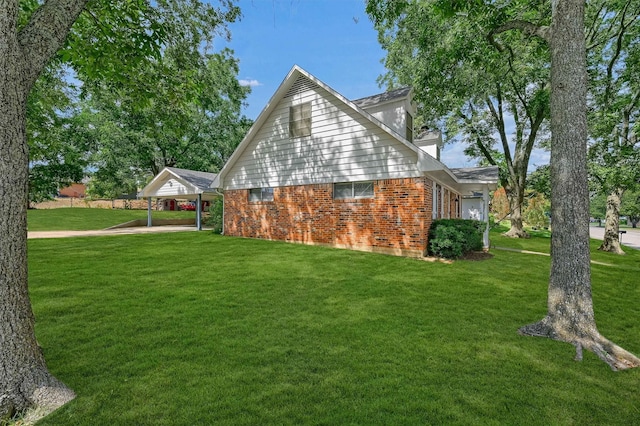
[179,202,196,211]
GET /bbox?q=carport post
[147,198,152,227]
[196,193,202,231]
[483,185,490,250]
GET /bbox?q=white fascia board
[139,167,202,198]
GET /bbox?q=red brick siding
[224,177,442,256]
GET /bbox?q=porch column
[196,193,202,231]
[483,185,490,250]
[147,198,152,227]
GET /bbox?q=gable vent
[284,76,320,98]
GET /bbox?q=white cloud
[239,78,262,87]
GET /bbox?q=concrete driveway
[589,225,640,251]
[28,225,202,239]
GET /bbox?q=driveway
[28,225,203,239]
[589,225,640,251]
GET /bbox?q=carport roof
[138,167,220,200]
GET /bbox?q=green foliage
[206,196,224,234]
[622,190,640,228]
[522,192,550,229]
[83,44,251,198]
[428,219,484,259]
[590,193,607,220]
[366,0,551,236]
[20,0,248,200]
[26,232,640,425]
[25,63,91,203]
[527,164,550,199]
[587,1,640,201]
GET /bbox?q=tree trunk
[599,188,625,254]
[504,185,530,238]
[518,0,639,370]
[1,0,89,420]
[0,46,75,423]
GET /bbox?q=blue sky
[220,0,549,170]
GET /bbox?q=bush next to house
[207,196,224,234]
[428,219,484,259]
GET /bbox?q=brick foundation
[224,177,458,257]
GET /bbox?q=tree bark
[518,0,640,370]
[599,188,625,254]
[1,0,88,420]
[504,184,530,238]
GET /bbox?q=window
[334,181,374,199]
[249,187,274,202]
[405,111,413,142]
[289,102,311,138]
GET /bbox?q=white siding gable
[223,76,422,190]
[155,178,192,197]
[363,99,415,140]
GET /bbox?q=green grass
[27,208,194,231]
[27,231,640,425]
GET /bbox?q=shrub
[428,219,484,259]
[206,197,224,234]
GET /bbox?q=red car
[179,202,196,211]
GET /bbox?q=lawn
[26,228,640,425]
[27,208,195,231]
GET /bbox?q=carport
[138,167,220,230]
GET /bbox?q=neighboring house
[211,66,498,257]
[138,167,219,230]
[58,183,86,198]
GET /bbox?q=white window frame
[289,102,312,138]
[334,181,374,200]
[249,187,274,202]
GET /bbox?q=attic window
[289,102,311,138]
[405,111,413,142]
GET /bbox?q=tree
[84,45,251,198]
[1,0,241,420]
[522,191,550,229]
[26,65,91,205]
[490,187,510,223]
[367,0,639,370]
[367,0,551,239]
[586,0,640,254]
[1,1,91,419]
[590,192,607,223]
[527,164,551,199]
[621,190,640,228]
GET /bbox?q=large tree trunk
[518,0,639,370]
[598,188,625,254]
[1,0,88,420]
[0,38,75,424]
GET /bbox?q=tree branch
[17,0,89,89]
[488,20,550,45]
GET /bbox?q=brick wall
[224,177,454,257]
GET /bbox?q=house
[58,183,86,198]
[138,167,220,230]
[211,66,498,257]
